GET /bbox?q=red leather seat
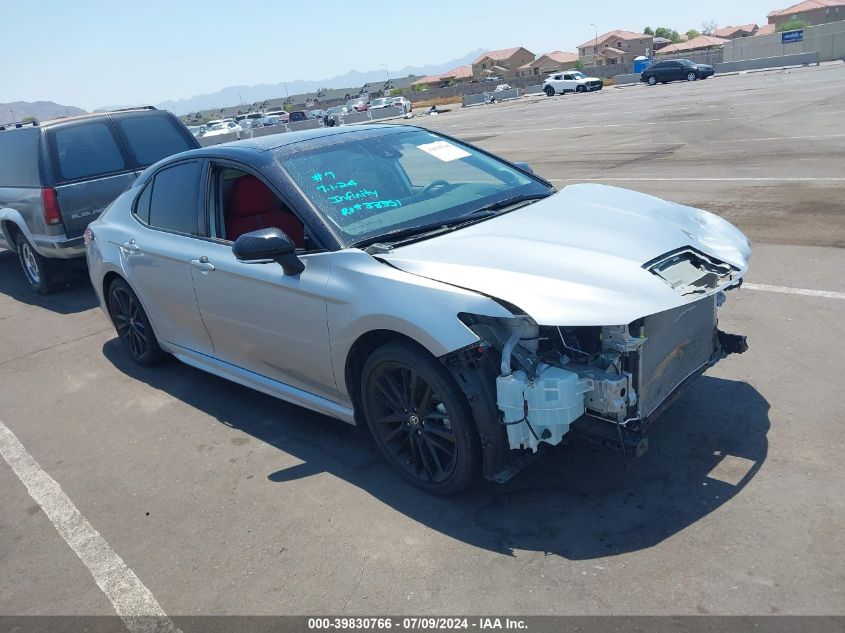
[225,175,305,247]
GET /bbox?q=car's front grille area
[588,80,602,90]
[638,296,718,418]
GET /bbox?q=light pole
[8,110,15,124]
[380,64,390,92]
[590,23,598,65]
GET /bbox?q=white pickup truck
[543,71,603,96]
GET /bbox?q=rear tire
[544,86,555,97]
[107,278,166,366]
[361,341,480,494]
[15,232,62,294]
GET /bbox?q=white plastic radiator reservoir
[496,366,593,452]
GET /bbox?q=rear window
[0,128,41,187]
[133,182,152,224]
[48,121,128,183]
[113,115,194,167]
[148,161,200,235]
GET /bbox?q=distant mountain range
[150,49,486,116]
[1,101,87,123]
[5,50,486,122]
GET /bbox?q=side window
[213,166,307,249]
[563,74,574,80]
[554,74,562,80]
[148,161,201,235]
[113,115,195,168]
[48,121,128,182]
[133,182,152,225]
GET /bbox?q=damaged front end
[443,280,747,483]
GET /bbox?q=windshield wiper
[466,192,552,216]
[352,192,552,251]
[352,223,457,250]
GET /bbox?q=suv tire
[15,232,62,294]
[544,86,555,97]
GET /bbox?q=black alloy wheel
[361,342,480,494]
[544,85,555,96]
[107,279,165,366]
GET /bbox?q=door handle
[190,256,215,272]
[121,240,141,254]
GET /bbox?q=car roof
[175,124,416,159]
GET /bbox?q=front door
[190,242,337,402]
[189,164,337,402]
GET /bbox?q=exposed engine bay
[453,284,747,480]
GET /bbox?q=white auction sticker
[417,140,471,162]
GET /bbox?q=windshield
[571,71,587,79]
[278,129,552,246]
[371,98,390,106]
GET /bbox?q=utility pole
[590,23,598,66]
[380,64,390,93]
[9,110,15,124]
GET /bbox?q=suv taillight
[41,188,63,226]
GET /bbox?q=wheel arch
[343,329,435,427]
[0,209,32,254]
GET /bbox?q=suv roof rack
[0,120,40,131]
[107,105,157,113]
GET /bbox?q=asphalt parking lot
[1,63,844,621]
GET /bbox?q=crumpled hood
[379,184,750,326]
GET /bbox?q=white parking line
[0,418,181,633]
[447,98,802,130]
[709,134,845,143]
[743,283,845,300]
[501,110,845,135]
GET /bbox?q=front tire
[544,86,556,97]
[647,75,657,86]
[107,278,165,366]
[361,341,480,494]
[15,232,62,294]
[576,85,586,93]
[687,71,697,81]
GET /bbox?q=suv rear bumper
[33,235,85,259]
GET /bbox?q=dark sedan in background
[641,59,715,85]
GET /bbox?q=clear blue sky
[2,0,780,110]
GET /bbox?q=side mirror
[513,161,534,175]
[232,228,304,276]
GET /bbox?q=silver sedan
[85,124,750,493]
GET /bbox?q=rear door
[123,159,214,355]
[46,119,137,238]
